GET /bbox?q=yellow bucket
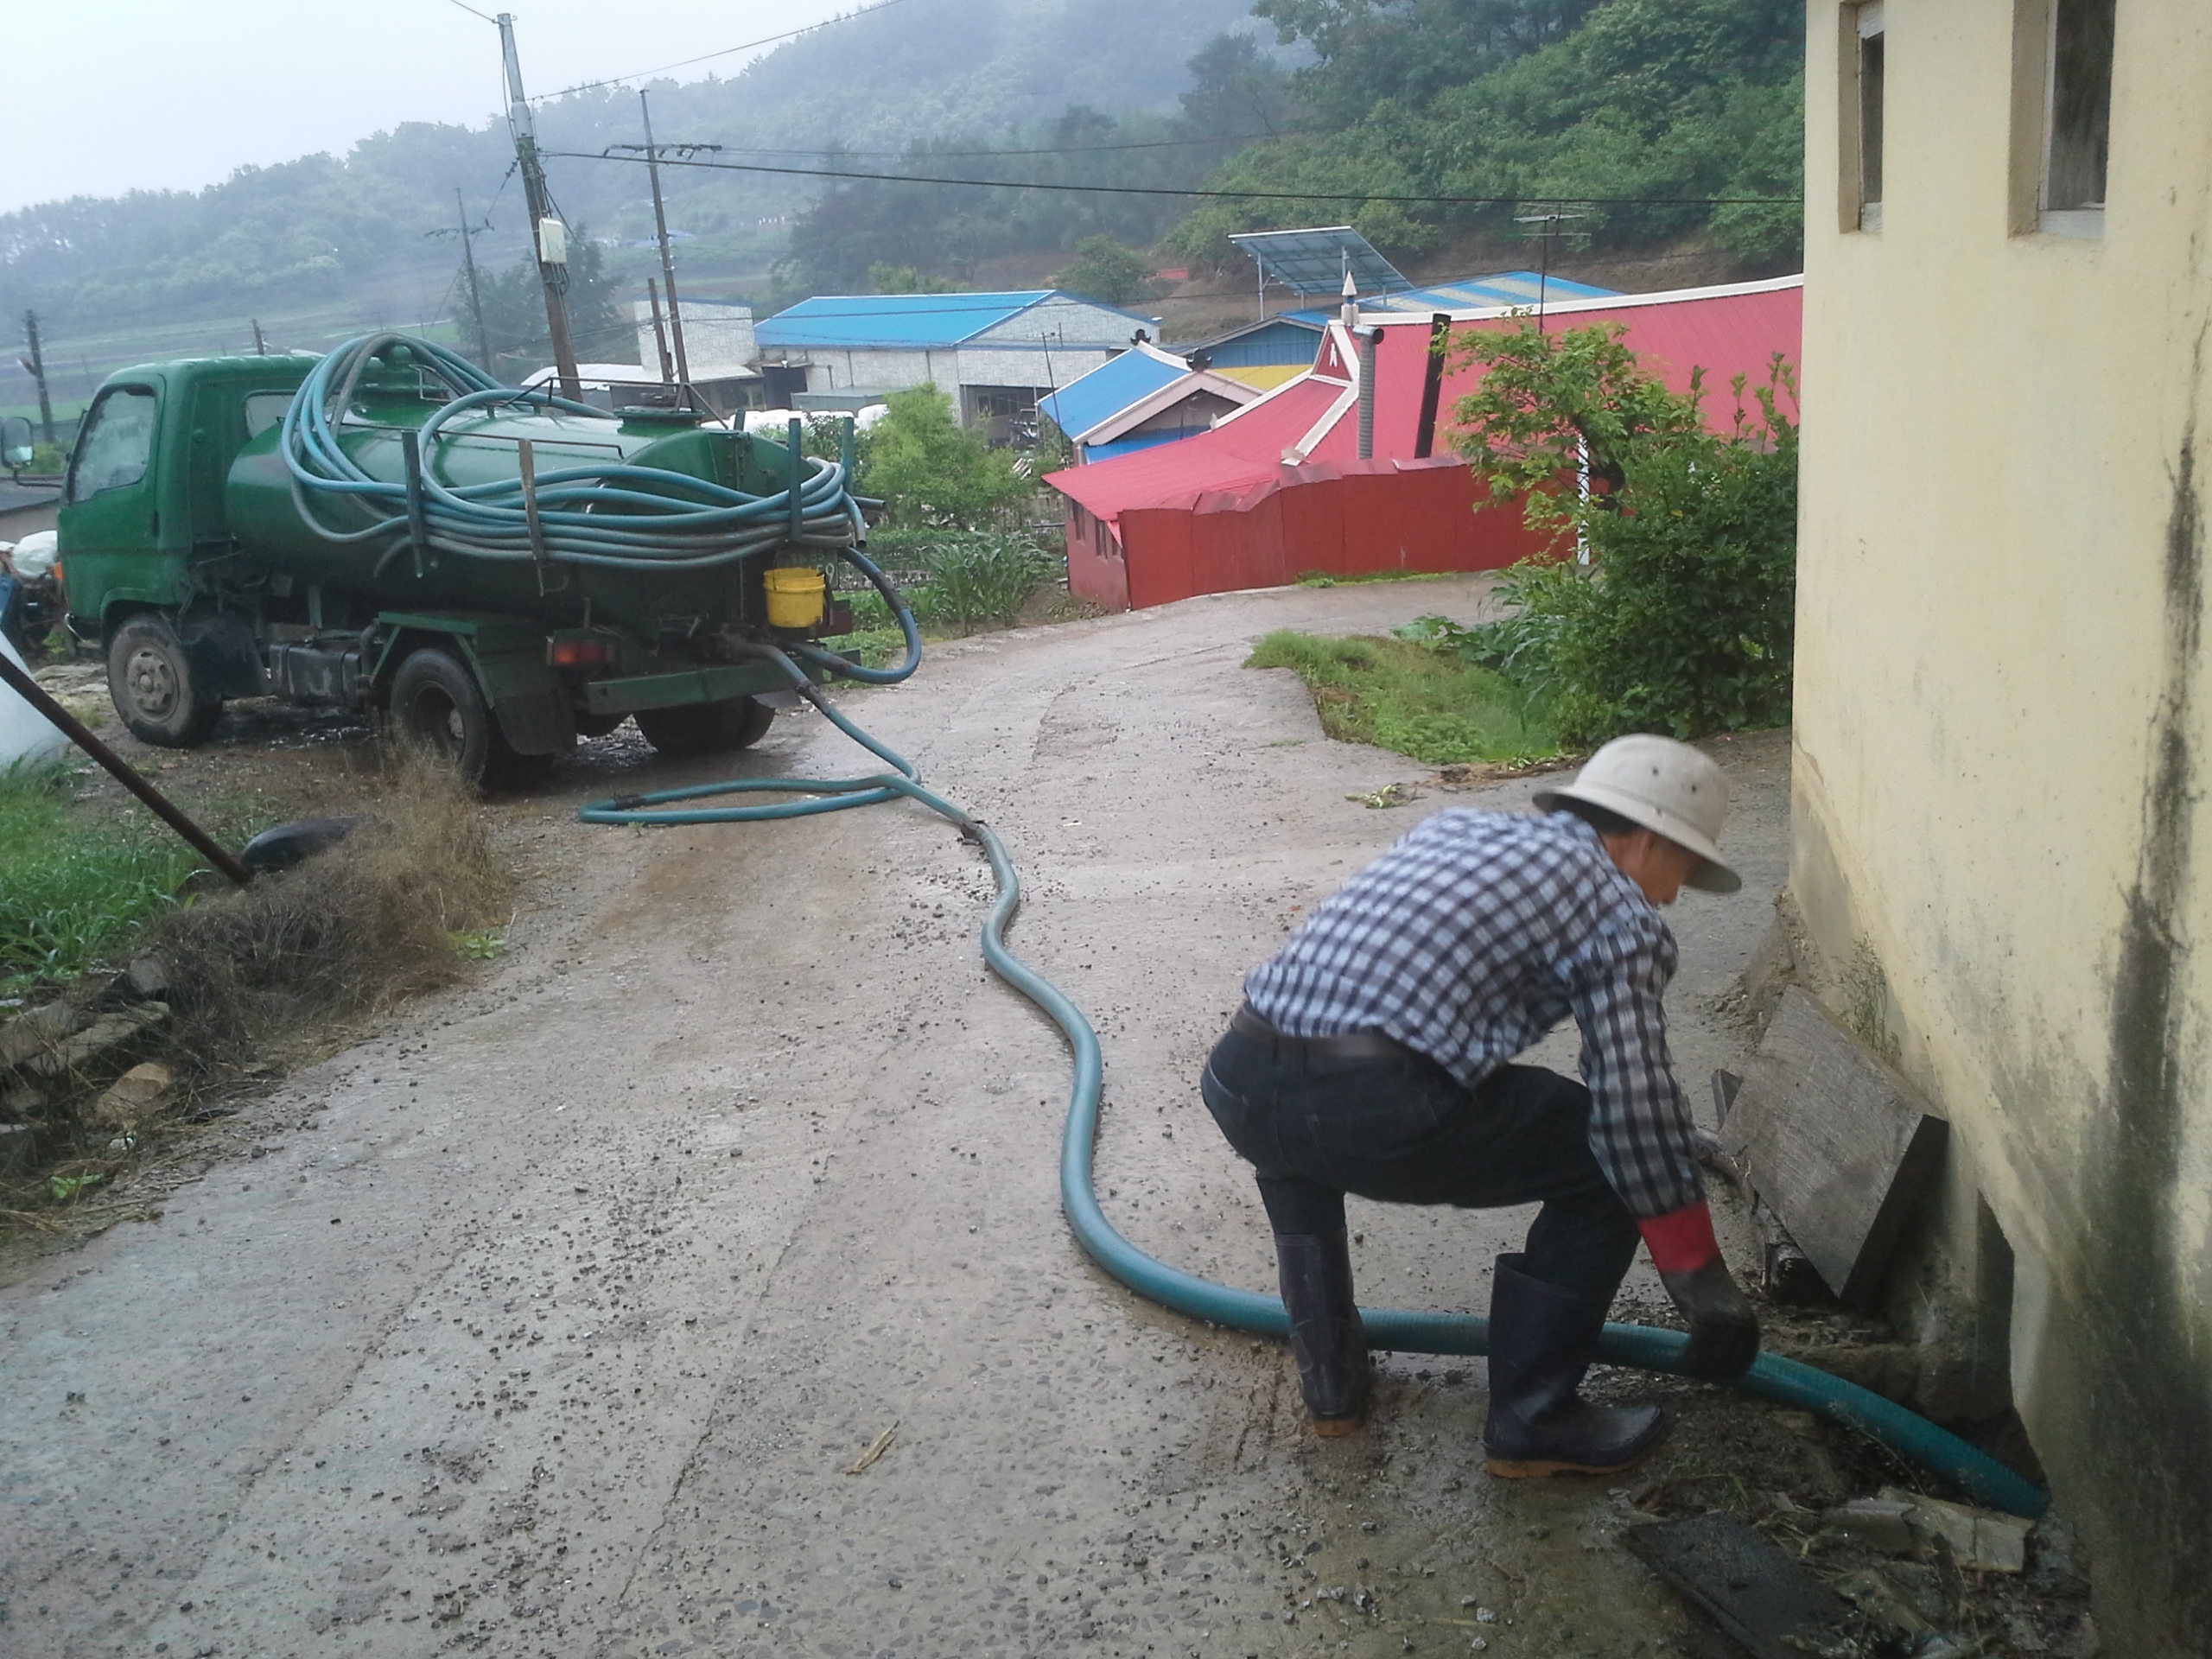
[765,566,827,630]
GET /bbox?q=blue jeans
[1200,1026,1641,1304]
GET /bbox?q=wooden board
[1624,1514,1848,1659]
[1719,988,1948,1307]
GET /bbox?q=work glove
[1638,1199,1761,1383]
[1656,1258,1762,1382]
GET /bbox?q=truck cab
[62,359,314,746]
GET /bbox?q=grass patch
[1246,630,1563,765]
[0,765,205,996]
[144,758,512,1064]
[1293,569,1453,588]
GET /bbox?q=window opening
[66,386,158,504]
[2042,0,2113,231]
[243,391,295,440]
[1856,3,1885,232]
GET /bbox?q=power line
[443,0,499,21]
[540,0,924,100]
[552,149,1804,209]
[712,131,1320,162]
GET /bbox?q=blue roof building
[1038,341,1262,464]
[753,289,1160,434]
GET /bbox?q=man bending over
[1200,734,1759,1476]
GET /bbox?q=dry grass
[144,755,512,1066]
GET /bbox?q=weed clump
[1245,630,1561,765]
[144,760,510,1064]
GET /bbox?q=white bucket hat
[1531,734,1740,894]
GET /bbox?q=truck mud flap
[492,687,576,756]
[179,613,270,699]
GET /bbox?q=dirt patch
[147,759,510,1064]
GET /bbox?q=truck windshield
[67,386,158,503]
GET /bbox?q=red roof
[1048,276,1802,531]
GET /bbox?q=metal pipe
[0,651,254,887]
[1356,327,1381,460]
[1412,313,1451,459]
[787,417,805,543]
[402,429,431,577]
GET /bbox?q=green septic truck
[56,333,898,785]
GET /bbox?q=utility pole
[645,277,675,384]
[453,188,493,371]
[1514,207,1587,332]
[612,91,696,388]
[497,11,581,398]
[251,319,268,356]
[20,311,55,444]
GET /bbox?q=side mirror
[3,446,31,467]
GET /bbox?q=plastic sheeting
[0,630,68,769]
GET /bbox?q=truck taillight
[548,637,614,669]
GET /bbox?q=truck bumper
[581,658,836,716]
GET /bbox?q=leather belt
[1230,1003,1410,1062]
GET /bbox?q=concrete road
[1,577,1789,1658]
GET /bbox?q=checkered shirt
[1243,808,1703,1217]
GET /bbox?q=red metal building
[1046,276,1804,611]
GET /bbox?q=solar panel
[1229,227,1412,298]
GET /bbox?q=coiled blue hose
[282,334,862,570]
[580,621,2049,1521]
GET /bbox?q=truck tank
[225,334,860,636]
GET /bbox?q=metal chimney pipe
[1357,327,1382,460]
[1412,313,1451,458]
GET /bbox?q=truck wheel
[634,696,774,757]
[389,647,534,790]
[108,615,222,747]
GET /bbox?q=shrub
[858,385,1034,529]
[851,528,1060,634]
[1448,321,1800,743]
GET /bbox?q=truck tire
[634,696,774,757]
[389,647,538,790]
[108,614,223,747]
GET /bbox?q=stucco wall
[802,348,960,395]
[957,346,1117,392]
[1796,4,2212,1649]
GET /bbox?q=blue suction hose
[581,557,2049,1521]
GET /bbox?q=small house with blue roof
[1036,341,1262,464]
[753,289,1159,437]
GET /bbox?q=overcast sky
[7,0,866,216]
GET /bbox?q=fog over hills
[0,0,1264,407]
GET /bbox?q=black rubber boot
[1482,1253,1668,1478]
[1274,1231,1369,1436]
